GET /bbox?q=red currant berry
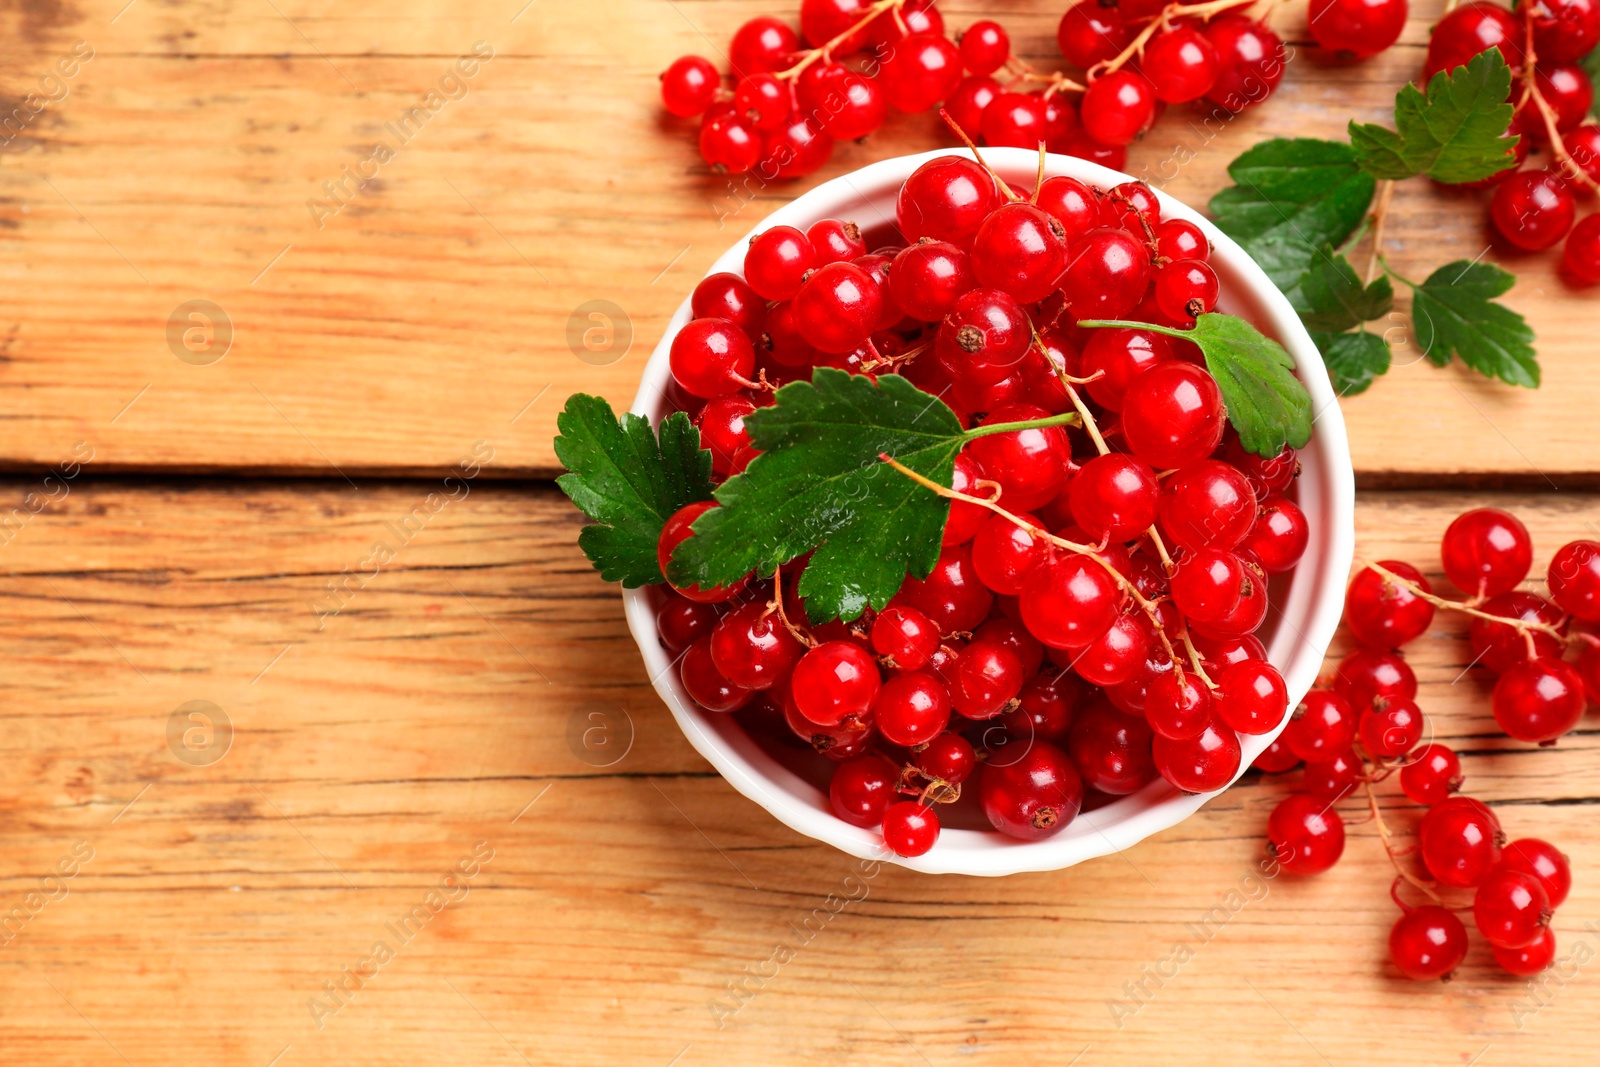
[966,403,1072,510]
[1531,0,1600,62]
[800,0,871,50]
[1358,696,1423,758]
[874,670,952,746]
[1034,176,1103,242]
[1120,361,1227,469]
[889,240,975,321]
[657,594,720,652]
[670,317,756,399]
[1254,737,1301,773]
[682,637,753,712]
[1475,865,1552,949]
[1528,66,1594,139]
[878,33,963,112]
[944,452,992,545]
[898,156,1003,246]
[1268,792,1345,875]
[731,17,800,78]
[1081,70,1157,146]
[1145,670,1213,740]
[1070,453,1161,543]
[950,640,1025,720]
[917,731,978,784]
[871,605,941,669]
[658,501,749,603]
[785,697,875,760]
[882,800,941,856]
[1345,560,1435,649]
[972,203,1070,304]
[1144,27,1220,103]
[1062,228,1153,321]
[1493,657,1587,744]
[812,67,890,140]
[793,262,884,354]
[1223,438,1299,497]
[1057,4,1130,68]
[1334,646,1417,713]
[1502,837,1573,908]
[1155,218,1210,263]
[895,542,995,633]
[695,394,756,477]
[971,511,1048,596]
[1389,905,1469,981]
[980,90,1048,148]
[1153,717,1242,792]
[978,740,1085,839]
[1159,459,1258,552]
[1549,539,1600,619]
[1563,212,1600,285]
[710,600,804,690]
[692,272,765,339]
[1189,554,1269,638]
[1204,17,1286,110]
[1303,747,1362,801]
[1020,553,1123,650]
[661,55,720,117]
[759,114,835,178]
[1443,507,1534,597]
[1241,497,1308,574]
[1494,928,1558,976]
[938,287,1033,384]
[1080,327,1175,411]
[1490,170,1576,251]
[1420,796,1504,888]
[1152,259,1219,326]
[1005,668,1080,742]
[1190,631,1267,670]
[1400,742,1464,805]
[1423,1,1522,80]
[1067,611,1151,688]
[1215,659,1288,735]
[791,640,881,727]
[1308,0,1408,58]
[808,219,866,266]
[1040,92,1082,152]
[1171,547,1246,623]
[829,752,900,827]
[1282,689,1357,762]
[735,72,793,132]
[1469,591,1565,674]
[959,19,1010,75]
[945,74,1002,136]
[1067,699,1158,795]
[699,113,763,173]
[867,0,943,45]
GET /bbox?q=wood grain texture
[0,0,1593,479]
[1,480,1598,1066]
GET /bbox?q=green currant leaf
[1311,329,1392,397]
[1208,138,1377,296]
[1079,313,1313,458]
[1295,251,1395,332]
[668,369,970,624]
[1406,261,1538,388]
[1349,50,1518,184]
[554,394,714,587]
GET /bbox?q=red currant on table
[1424,1,1522,80]
[1490,170,1576,252]
[1333,646,1417,712]
[946,74,1001,137]
[1530,0,1600,62]
[1527,67,1594,140]
[1549,539,1600,619]
[661,55,720,117]
[1344,560,1435,649]
[1204,16,1286,110]
[1494,928,1558,976]
[1563,213,1600,286]
[978,740,1084,839]
[1303,748,1362,801]
[1282,689,1357,762]
[1399,743,1463,805]
[958,19,1010,76]
[1467,591,1565,674]
[1474,865,1552,949]
[1120,361,1226,470]
[1389,905,1469,981]
[730,17,799,78]
[1501,837,1573,907]
[1420,795,1504,888]
[1492,657,1587,744]
[737,72,794,132]
[791,639,881,727]
[829,752,900,827]
[979,91,1047,149]
[878,32,963,113]
[1268,792,1345,875]
[1057,4,1129,68]
[882,800,941,857]
[1358,696,1424,758]
[700,113,763,174]
[800,0,872,51]
[1143,27,1219,104]
[1307,0,1409,59]
[1152,717,1242,792]
[1253,737,1301,773]
[1081,71,1158,147]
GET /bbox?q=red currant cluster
[1255,507,1600,980]
[651,150,1312,858]
[1427,0,1600,282]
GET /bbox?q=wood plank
[1,479,1598,1065]
[0,1,1593,479]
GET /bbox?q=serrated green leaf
[669,370,969,623]
[1407,261,1538,388]
[1311,329,1392,396]
[1349,50,1518,184]
[553,394,714,587]
[1208,138,1376,294]
[1295,251,1394,332]
[1080,313,1313,458]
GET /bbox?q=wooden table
[2,2,1596,1064]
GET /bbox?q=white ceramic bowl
[623,147,1356,876]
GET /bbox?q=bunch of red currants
[655,150,1311,859]
[1257,506,1598,979]
[1425,0,1600,283]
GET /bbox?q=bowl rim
[622,147,1356,876]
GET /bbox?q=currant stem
[1090,0,1260,79]
[1178,630,1219,690]
[961,411,1082,440]
[1361,772,1444,904]
[1363,180,1394,287]
[1358,559,1570,641]
[767,565,818,649]
[1516,4,1600,192]
[776,0,904,81]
